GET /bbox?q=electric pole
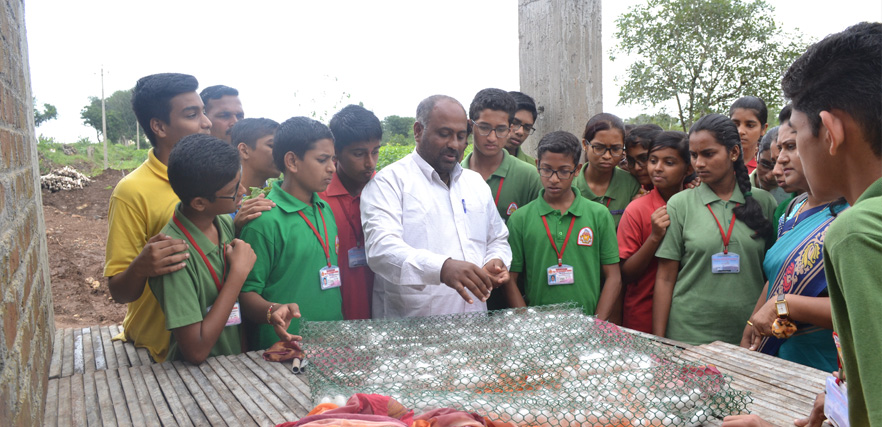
[101,66,108,170]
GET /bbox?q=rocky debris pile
[41,166,92,192]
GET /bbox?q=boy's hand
[482,259,510,288]
[270,303,302,342]
[649,206,670,241]
[225,239,256,277]
[721,414,774,427]
[440,259,493,304]
[684,175,701,189]
[133,233,189,277]
[234,193,276,231]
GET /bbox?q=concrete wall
[0,0,55,424]
[518,0,603,157]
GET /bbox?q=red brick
[3,300,18,348]
[0,179,5,213]
[8,245,20,277]
[20,322,30,363]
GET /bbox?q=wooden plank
[171,361,225,426]
[246,351,313,412]
[57,375,72,427]
[94,370,119,427]
[702,341,827,390]
[110,325,132,369]
[127,365,162,427]
[235,353,303,419]
[99,326,119,371]
[149,363,193,427]
[82,370,101,427]
[136,345,153,366]
[81,327,95,374]
[106,368,134,426]
[162,361,211,426]
[117,367,146,426]
[49,328,64,379]
[118,325,142,368]
[43,378,59,426]
[62,328,75,378]
[70,374,87,427]
[217,355,286,423]
[91,326,106,371]
[206,357,272,426]
[181,361,248,426]
[198,361,259,427]
[73,328,85,374]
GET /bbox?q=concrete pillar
[0,0,56,424]
[518,0,603,156]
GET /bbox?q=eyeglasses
[472,121,511,138]
[627,153,649,167]
[215,173,242,200]
[757,159,775,170]
[587,142,624,157]
[537,167,576,180]
[511,119,535,135]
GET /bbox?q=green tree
[626,111,682,131]
[80,89,141,144]
[383,115,414,137]
[33,98,57,126]
[612,0,807,131]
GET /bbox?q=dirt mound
[43,169,130,328]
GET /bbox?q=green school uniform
[461,150,543,222]
[508,188,620,315]
[240,181,343,350]
[825,177,882,425]
[149,204,242,362]
[655,183,777,346]
[513,147,537,166]
[574,165,641,228]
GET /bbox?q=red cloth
[745,158,757,175]
[280,394,414,427]
[318,172,375,320]
[262,340,305,363]
[616,188,666,333]
[413,408,486,426]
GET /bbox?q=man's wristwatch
[775,294,790,318]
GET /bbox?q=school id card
[320,265,342,290]
[206,301,242,327]
[547,264,575,285]
[711,252,740,274]
[348,246,367,268]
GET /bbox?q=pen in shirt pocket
[462,199,467,213]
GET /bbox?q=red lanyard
[603,197,611,208]
[494,178,505,207]
[541,216,577,266]
[298,209,332,267]
[706,204,738,254]
[172,215,226,291]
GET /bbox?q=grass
[38,136,149,176]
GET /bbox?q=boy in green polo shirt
[149,135,264,364]
[239,117,344,350]
[503,131,622,319]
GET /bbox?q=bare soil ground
[42,169,129,329]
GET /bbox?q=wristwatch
[775,294,790,318]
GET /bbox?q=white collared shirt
[361,150,512,319]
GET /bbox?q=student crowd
[103,23,880,426]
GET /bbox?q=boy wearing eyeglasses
[505,91,539,166]
[503,131,622,320]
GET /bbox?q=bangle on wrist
[267,304,275,324]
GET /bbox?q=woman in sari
[740,105,847,372]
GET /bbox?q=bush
[37,135,149,176]
[377,143,474,171]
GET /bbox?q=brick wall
[0,0,55,424]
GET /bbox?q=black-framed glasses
[511,119,536,135]
[627,153,649,167]
[757,159,775,170]
[588,142,624,157]
[216,173,242,200]
[538,167,576,180]
[472,121,511,138]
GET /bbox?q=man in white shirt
[361,95,512,318]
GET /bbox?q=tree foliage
[33,98,57,126]
[80,88,143,144]
[381,115,415,146]
[612,0,807,131]
[626,111,682,131]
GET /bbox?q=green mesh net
[302,303,751,426]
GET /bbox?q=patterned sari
[758,201,847,372]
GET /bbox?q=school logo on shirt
[577,227,594,246]
[506,202,518,216]
[335,236,339,255]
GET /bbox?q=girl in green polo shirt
[575,113,641,228]
[653,114,777,346]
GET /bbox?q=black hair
[167,134,240,206]
[200,85,239,106]
[329,104,383,153]
[416,95,470,135]
[537,131,582,166]
[690,114,774,240]
[508,91,538,121]
[625,124,663,150]
[469,88,517,123]
[649,130,691,166]
[782,22,881,157]
[729,96,769,126]
[778,104,793,125]
[273,117,335,171]
[131,73,199,146]
[583,113,626,142]
[230,118,279,149]
[759,126,779,157]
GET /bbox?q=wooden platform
[44,326,828,426]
